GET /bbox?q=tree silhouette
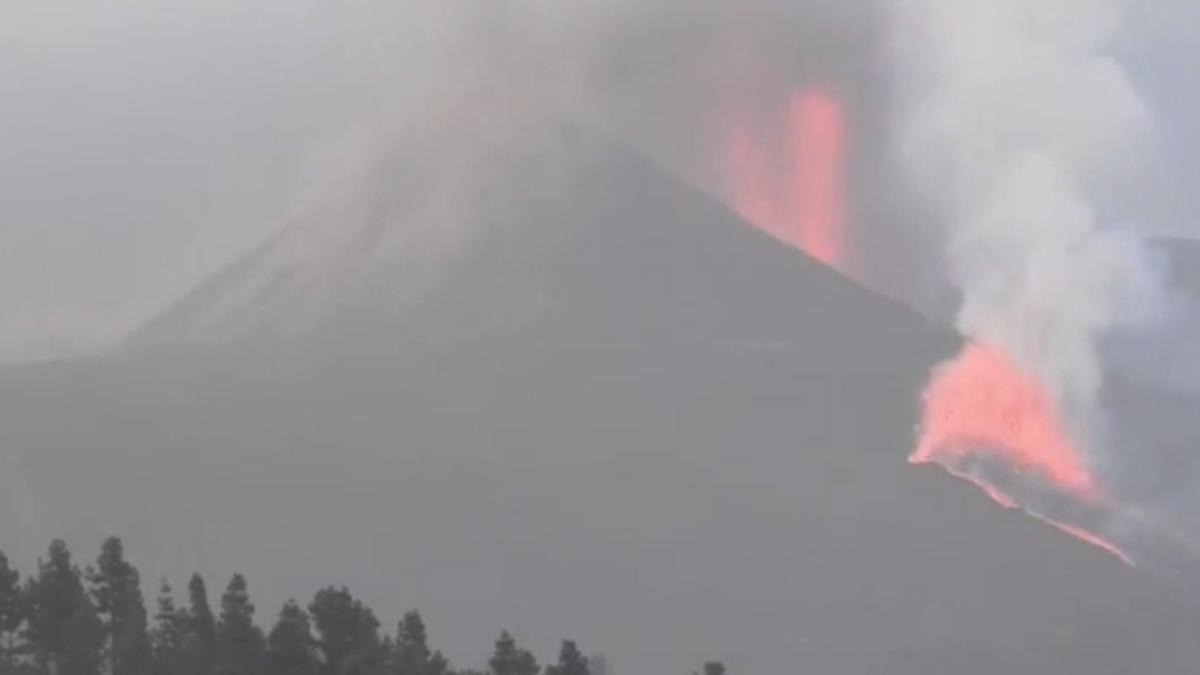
[0,552,22,674]
[544,641,588,675]
[0,538,730,675]
[265,600,318,675]
[488,632,537,675]
[215,575,264,675]
[89,537,151,675]
[188,575,218,656]
[393,611,446,675]
[183,574,219,675]
[151,580,191,675]
[308,587,382,675]
[24,540,104,675]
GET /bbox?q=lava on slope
[913,343,1136,565]
[913,344,1097,500]
[722,88,849,272]
[720,88,1137,565]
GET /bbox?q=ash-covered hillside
[2,130,1199,675]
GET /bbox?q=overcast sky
[1,0,1197,363]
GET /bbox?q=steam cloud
[888,0,1156,454]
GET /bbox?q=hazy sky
[1,0,1197,363]
[0,1,425,361]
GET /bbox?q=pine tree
[544,641,588,675]
[89,537,151,675]
[150,580,190,675]
[264,600,318,675]
[307,588,379,675]
[215,575,264,675]
[393,611,445,675]
[698,662,725,675]
[24,540,104,675]
[338,607,386,675]
[188,575,218,656]
[177,573,218,675]
[488,632,537,675]
[0,552,23,675]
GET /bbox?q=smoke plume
[889,0,1169,559]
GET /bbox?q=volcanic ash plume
[889,0,1157,558]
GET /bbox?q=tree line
[0,538,727,675]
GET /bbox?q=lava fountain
[722,88,849,272]
[914,343,1135,565]
[913,343,1097,501]
[721,85,1136,565]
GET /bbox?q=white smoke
[888,0,1157,451]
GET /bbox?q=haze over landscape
[2,2,1200,674]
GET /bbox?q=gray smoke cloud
[887,0,1160,453]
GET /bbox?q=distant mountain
[3,130,1200,675]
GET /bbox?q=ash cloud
[886,0,1156,453]
[885,0,1200,568]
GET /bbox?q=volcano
[2,127,1200,675]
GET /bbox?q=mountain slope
[2,132,1199,675]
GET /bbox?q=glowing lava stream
[1030,514,1137,567]
[723,89,849,272]
[913,343,1136,566]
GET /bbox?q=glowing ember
[722,88,849,271]
[913,343,1097,499]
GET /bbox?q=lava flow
[722,89,849,271]
[914,343,1135,565]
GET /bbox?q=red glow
[723,89,849,271]
[1030,514,1136,567]
[788,91,846,268]
[723,87,1142,566]
[913,344,1138,565]
[913,343,1097,499]
[940,463,1020,510]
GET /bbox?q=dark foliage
[0,539,724,675]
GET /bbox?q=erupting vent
[913,344,1097,500]
[719,84,1143,567]
[913,344,1135,565]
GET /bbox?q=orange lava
[1029,513,1136,567]
[723,89,849,271]
[940,463,1020,510]
[913,343,1098,499]
[913,344,1140,565]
